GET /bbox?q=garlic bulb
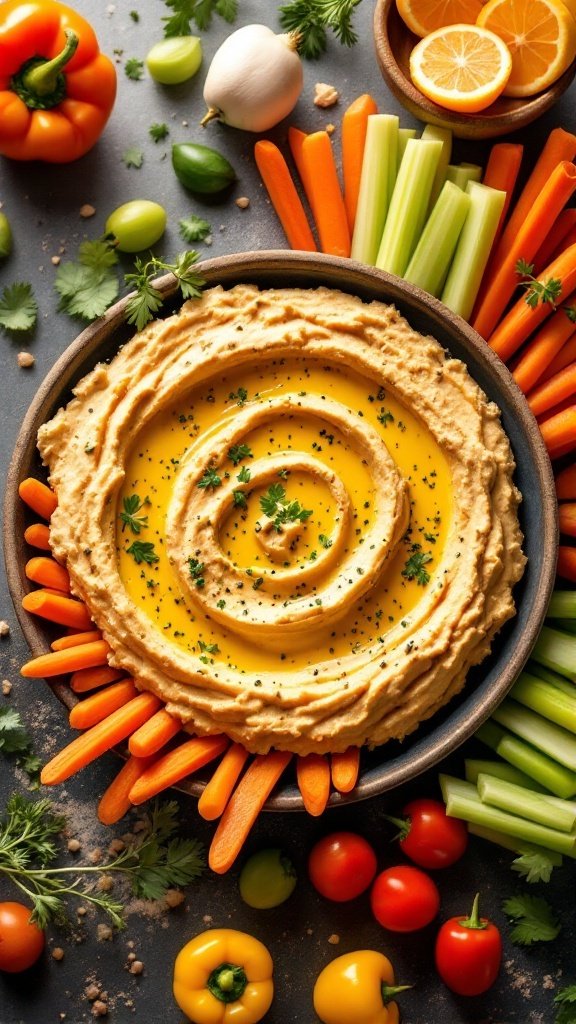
[201,24,303,133]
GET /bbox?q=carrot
[330,747,360,793]
[301,132,351,258]
[539,405,576,457]
[254,140,317,252]
[128,735,229,805]
[296,753,331,816]
[24,523,51,550]
[18,477,57,519]
[473,162,576,340]
[98,755,154,826]
[128,708,181,757]
[555,463,576,500]
[288,126,313,209]
[540,330,576,384]
[25,556,70,592]
[528,362,576,417]
[342,93,378,233]
[208,751,292,874]
[21,639,111,678]
[488,243,576,362]
[482,142,523,241]
[40,691,162,785]
[197,742,250,821]
[69,678,138,730]
[559,503,576,538]
[534,208,576,274]
[22,589,93,632]
[557,545,576,582]
[70,665,126,693]
[512,301,576,393]
[51,629,102,651]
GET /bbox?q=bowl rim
[3,249,558,810]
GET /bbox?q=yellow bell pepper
[173,928,274,1024]
[313,950,410,1024]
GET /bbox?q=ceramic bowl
[4,251,558,809]
[374,0,576,140]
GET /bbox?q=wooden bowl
[374,0,576,139]
[4,251,558,809]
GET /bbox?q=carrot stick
[40,692,162,785]
[301,131,351,258]
[25,556,70,592]
[288,126,313,209]
[128,708,181,757]
[528,362,576,417]
[555,463,576,500]
[254,141,317,252]
[331,747,361,793]
[22,590,93,631]
[482,142,523,241]
[197,742,250,821]
[21,639,111,678]
[473,162,576,339]
[128,735,229,805]
[69,678,138,730]
[18,477,57,519]
[342,93,379,233]
[513,301,576,393]
[540,331,576,384]
[557,545,576,582]
[534,209,576,274]
[208,751,292,874]
[70,665,125,693]
[24,523,51,550]
[539,405,576,457]
[51,629,102,651]
[98,755,154,826]
[559,503,576,538]
[296,753,331,816]
[488,243,576,362]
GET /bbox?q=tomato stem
[381,983,412,1005]
[382,813,410,841]
[12,30,79,111]
[460,892,488,931]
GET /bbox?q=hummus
[38,285,526,755]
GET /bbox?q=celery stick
[459,163,482,182]
[446,165,479,189]
[492,700,576,770]
[397,128,416,169]
[421,124,452,209]
[475,720,507,750]
[532,625,576,679]
[547,590,576,619]
[465,759,546,791]
[439,775,576,856]
[403,181,469,296]
[351,114,399,266]
[376,138,442,277]
[552,619,576,636]
[441,182,505,320]
[497,732,576,799]
[477,773,576,832]
[468,822,563,865]
[526,662,576,700]
[511,672,576,732]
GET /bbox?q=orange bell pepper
[0,0,116,162]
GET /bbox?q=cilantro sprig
[55,238,120,321]
[0,282,38,333]
[516,258,563,310]
[401,547,433,586]
[124,251,204,331]
[120,494,149,534]
[502,892,561,945]
[162,0,238,37]
[0,707,41,787]
[555,984,576,1024]
[126,540,159,564]
[511,850,558,884]
[179,215,211,243]
[279,0,362,59]
[260,483,312,532]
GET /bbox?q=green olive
[146,37,202,85]
[239,848,297,909]
[105,200,167,253]
[172,143,236,196]
[0,212,13,260]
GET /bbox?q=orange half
[410,24,513,113]
[395,0,484,38]
[477,0,576,97]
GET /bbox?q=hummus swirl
[39,285,526,755]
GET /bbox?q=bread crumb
[325,123,336,135]
[2,680,12,696]
[96,923,113,942]
[92,1000,108,1017]
[89,847,103,864]
[79,204,96,218]
[77,906,87,916]
[327,934,340,945]
[127,952,136,963]
[314,83,339,108]
[51,255,61,266]
[67,839,81,853]
[235,197,250,209]
[97,874,114,892]
[85,984,101,1001]
[108,838,125,854]
[202,914,213,924]
[129,960,144,975]
[17,352,35,368]
[0,621,10,637]
[165,889,185,908]
[52,947,65,961]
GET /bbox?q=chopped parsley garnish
[402,549,433,586]
[378,408,394,427]
[229,386,248,406]
[126,540,159,565]
[188,558,205,588]
[197,466,222,490]
[122,147,144,168]
[149,122,170,143]
[237,465,251,483]
[124,57,145,79]
[516,258,562,310]
[260,483,312,532]
[233,490,247,508]
[228,443,253,466]
[319,534,333,549]
[0,282,38,332]
[120,494,149,534]
[179,215,211,243]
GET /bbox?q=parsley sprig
[511,850,558,884]
[516,258,563,310]
[502,892,561,945]
[55,238,120,321]
[402,547,433,586]
[179,215,211,243]
[0,707,41,787]
[279,0,362,59]
[120,494,149,534]
[126,540,159,564]
[0,796,204,928]
[162,0,238,37]
[555,985,576,1024]
[260,483,313,532]
[0,283,38,332]
[124,251,204,331]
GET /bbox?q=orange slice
[395,0,484,38]
[409,24,513,113]
[477,0,576,97]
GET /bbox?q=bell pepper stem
[460,892,488,930]
[207,962,248,1003]
[381,983,412,1004]
[23,29,79,96]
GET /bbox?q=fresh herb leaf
[228,443,253,466]
[0,707,41,786]
[126,540,159,564]
[229,386,248,406]
[55,237,119,321]
[79,238,119,271]
[179,215,211,243]
[401,548,433,586]
[233,490,247,508]
[516,258,563,310]
[124,251,204,331]
[162,0,238,37]
[503,893,561,945]
[120,494,149,534]
[279,0,362,59]
[197,466,221,490]
[188,557,205,587]
[0,283,38,332]
[130,9,140,20]
[378,408,394,427]
[125,57,145,80]
[511,850,558,884]
[260,483,313,532]
[319,533,333,549]
[237,465,251,483]
[555,984,576,1024]
[198,640,219,655]
[149,122,170,143]
[123,147,144,168]
[565,304,576,324]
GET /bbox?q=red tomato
[370,865,440,932]
[396,798,468,869]
[0,902,45,973]
[435,894,502,996]
[308,832,378,902]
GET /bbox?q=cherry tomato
[435,893,502,996]
[370,865,440,932]
[392,798,468,869]
[0,902,45,973]
[105,200,167,253]
[239,848,297,909]
[308,832,378,902]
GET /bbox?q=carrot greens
[279,0,362,59]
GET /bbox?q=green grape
[146,37,202,85]
[105,200,167,253]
